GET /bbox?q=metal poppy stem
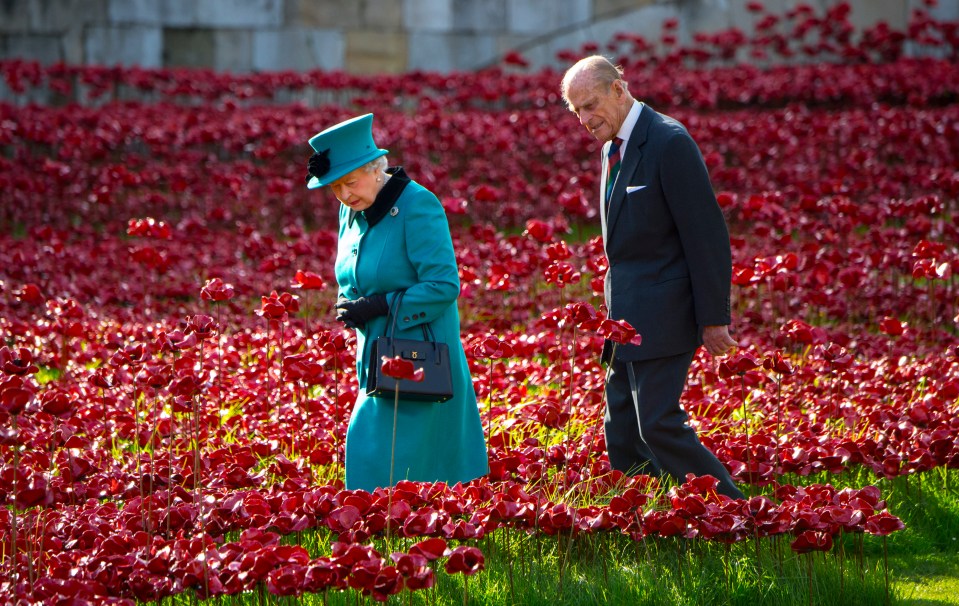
[303,292,313,347]
[215,304,223,411]
[189,347,211,602]
[586,341,617,486]
[333,352,341,477]
[883,536,890,604]
[193,341,205,543]
[563,326,577,493]
[740,372,751,495]
[133,383,143,524]
[9,413,18,589]
[775,374,783,472]
[486,358,493,440]
[387,382,400,545]
[145,388,158,535]
[278,320,285,406]
[263,317,272,399]
[166,415,174,538]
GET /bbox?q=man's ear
[612,79,629,101]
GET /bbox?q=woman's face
[329,166,381,212]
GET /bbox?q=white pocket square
[626,185,647,193]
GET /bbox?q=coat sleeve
[395,188,461,326]
[659,132,732,328]
[336,204,352,301]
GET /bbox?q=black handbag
[366,291,454,402]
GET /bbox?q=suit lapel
[600,139,612,237]
[606,107,653,240]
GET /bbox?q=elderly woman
[305,113,488,492]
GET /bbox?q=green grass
[882,472,959,606]
[146,469,959,605]
[183,533,897,606]
[893,553,959,605]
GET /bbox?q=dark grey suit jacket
[601,105,732,362]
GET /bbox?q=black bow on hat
[305,149,331,183]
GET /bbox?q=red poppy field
[2,3,959,605]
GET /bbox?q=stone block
[361,0,404,30]
[85,25,163,67]
[108,0,162,24]
[28,0,109,33]
[0,0,34,33]
[163,28,253,73]
[163,28,251,71]
[407,31,496,71]
[846,0,908,31]
[195,0,283,28]
[508,0,591,35]
[521,4,680,71]
[252,28,344,72]
[62,24,85,63]
[160,0,201,28]
[163,28,215,67]
[451,0,507,33]
[682,0,734,34]
[288,0,362,28]
[213,29,253,71]
[345,29,408,74]
[404,0,453,31]
[1,33,63,64]
[594,0,655,19]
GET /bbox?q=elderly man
[561,55,744,499]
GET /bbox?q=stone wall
[1,0,957,74]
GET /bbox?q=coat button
[403,316,410,322]
[351,287,358,294]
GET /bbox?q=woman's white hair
[362,155,389,174]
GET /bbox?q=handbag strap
[384,290,441,357]
[385,290,404,339]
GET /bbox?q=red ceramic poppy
[200,277,235,302]
[0,346,40,376]
[290,270,326,290]
[380,356,425,382]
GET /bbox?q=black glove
[335,293,389,329]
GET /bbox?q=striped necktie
[606,137,624,201]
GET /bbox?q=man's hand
[702,325,738,356]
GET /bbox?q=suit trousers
[604,350,745,499]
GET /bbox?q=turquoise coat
[334,169,489,492]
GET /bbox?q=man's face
[565,76,628,143]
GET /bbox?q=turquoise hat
[306,113,389,189]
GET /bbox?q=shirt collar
[348,166,411,228]
[615,100,644,150]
